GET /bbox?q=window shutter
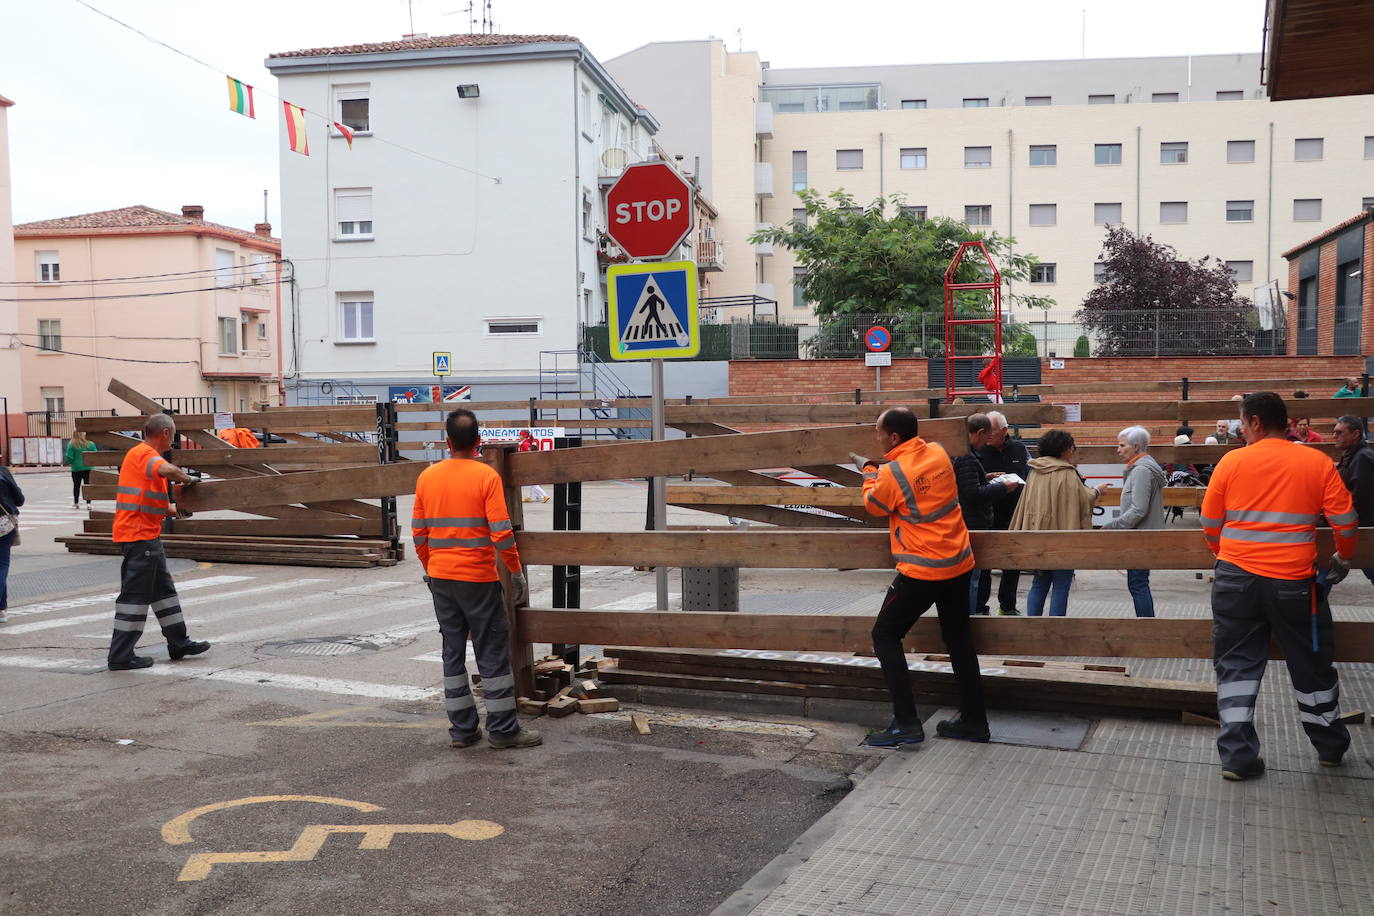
[336,190,373,223]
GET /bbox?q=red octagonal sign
[605,161,695,260]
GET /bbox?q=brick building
[1283,209,1373,357]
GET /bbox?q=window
[1226,200,1254,222]
[901,99,926,109]
[1088,94,1115,104]
[1365,136,1374,158]
[792,207,807,227]
[218,317,237,355]
[1160,201,1188,223]
[486,319,542,336]
[35,250,59,282]
[332,83,370,133]
[339,295,375,342]
[1024,96,1051,106]
[1028,204,1056,226]
[1095,202,1123,225]
[1151,92,1179,103]
[1295,138,1323,161]
[1029,144,1056,166]
[964,146,992,168]
[964,205,991,226]
[1364,196,1374,210]
[1031,263,1056,283]
[900,205,928,221]
[793,268,808,309]
[580,84,592,131]
[1160,142,1188,164]
[1337,259,1363,325]
[1093,262,1108,283]
[215,248,235,287]
[581,191,593,238]
[792,150,807,191]
[899,147,927,169]
[250,253,270,283]
[40,387,64,415]
[258,321,268,340]
[1216,90,1244,101]
[37,319,61,352]
[1094,143,1122,165]
[334,188,373,239]
[1227,140,1256,163]
[1293,198,1322,221]
[963,98,989,108]
[1225,261,1254,283]
[836,149,863,170]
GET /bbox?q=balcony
[755,161,774,198]
[754,101,774,138]
[696,238,726,272]
[755,223,774,256]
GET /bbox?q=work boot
[488,726,543,749]
[1319,754,1345,769]
[863,718,925,748]
[169,640,211,660]
[108,656,154,671]
[449,729,483,749]
[972,606,991,616]
[1221,758,1266,781]
[936,715,991,743]
[998,607,1022,616]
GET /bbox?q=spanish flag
[226,76,255,118]
[333,121,355,149]
[283,101,309,156]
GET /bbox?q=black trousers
[429,577,519,739]
[107,539,190,665]
[872,571,987,726]
[71,470,90,504]
[975,566,1021,613]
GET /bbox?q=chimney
[182,204,204,220]
[254,222,272,238]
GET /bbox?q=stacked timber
[55,533,398,568]
[598,646,1217,719]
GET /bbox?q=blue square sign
[606,260,700,360]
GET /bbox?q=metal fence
[24,409,117,438]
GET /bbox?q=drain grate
[258,636,378,658]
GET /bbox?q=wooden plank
[522,610,1374,662]
[304,499,384,520]
[667,485,863,507]
[79,444,379,467]
[176,462,429,513]
[1071,442,1341,464]
[83,517,382,537]
[75,408,377,434]
[671,503,864,529]
[394,419,653,431]
[506,420,968,487]
[663,403,1064,426]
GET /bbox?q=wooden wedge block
[546,695,579,718]
[1181,711,1220,727]
[1336,709,1365,725]
[554,686,574,700]
[578,698,619,714]
[516,697,547,716]
[631,713,652,735]
[579,680,602,699]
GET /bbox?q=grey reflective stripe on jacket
[892,545,974,569]
[1220,527,1316,544]
[884,461,960,524]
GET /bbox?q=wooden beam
[506,420,968,487]
[83,517,384,537]
[671,503,865,529]
[666,484,1203,509]
[1070,442,1341,464]
[76,408,377,434]
[176,462,429,513]
[79,444,378,467]
[663,403,1064,425]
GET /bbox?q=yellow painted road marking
[162,795,383,846]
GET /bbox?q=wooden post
[491,444,535,698]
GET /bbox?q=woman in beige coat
[1008,429,1107,615]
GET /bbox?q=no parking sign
[865,326,891,352]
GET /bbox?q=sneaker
[1319,754,1345,769]
[108,656,154,671]
[449,729,483,748]
[936,715,992,743]
[997,607,1022,616]
[169,640,211,660]
[541,496,551,503]
[972,606,991,616]
[1221,757,1266,781]
[862,719,925,748]
[521,497,534,503]
[488,726,543,749]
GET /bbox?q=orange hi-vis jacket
[218,428,260,448]
[1200,437,1358,580]
[113,442,175,543]
[411,457,522,582]
[862,436,975,580]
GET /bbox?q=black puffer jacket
[1335,442,1374,526]
[954,450,1008,531]
[0,466,25,516]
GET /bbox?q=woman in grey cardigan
[1102,426,1166,617]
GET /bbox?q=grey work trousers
[428,577,519,740]
[1211,560,1350,770]
[107,539,191,666]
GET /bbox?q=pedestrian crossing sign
[606,260,699,360]
[432,352,452,376]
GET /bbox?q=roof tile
[269,32,579,59]
[14,205,278,244]
[1281,210,1374,259]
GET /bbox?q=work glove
[509,572,529,605]
[848,452,875,470]
[1326,554,1351,587]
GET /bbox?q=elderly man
[1100,426,1167,617]
[955,414,1019,614]
[974,410,1030,615]
[1324,415,1374,589]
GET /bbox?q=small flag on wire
[226,76,255,118]
[333,121,355,149]
[283,102,309,156]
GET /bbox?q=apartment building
[609,45,1374,347]
[13,205,282,415]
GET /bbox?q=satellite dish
[602,148,628,169]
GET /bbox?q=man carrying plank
[851,407,991,747]
[1201,392,1357,780]
[106,414,210,670]
[413,408,540,749]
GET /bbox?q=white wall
[0,101,19,419]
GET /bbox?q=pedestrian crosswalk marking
[4,575,251,621]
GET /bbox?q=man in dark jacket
[975,410,1030,614]
[957,414,1019,614]
[1327,415,1374,589]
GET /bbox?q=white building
[608,45,1374,349]
[265,33,663,402]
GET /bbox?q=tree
[1076,225,1257,356]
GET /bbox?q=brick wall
[1287,258,1300,356]
[1318,243,1339,355]
[1363,226,1374,356]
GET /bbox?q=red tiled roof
[269,32,579,59]
[1282,210,1374,259]
[14,205,279,246]
[0,94,14,108]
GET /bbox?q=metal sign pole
[651,357,668,610]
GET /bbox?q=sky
[3,0,1268,231]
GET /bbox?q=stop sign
[605,161,695,259]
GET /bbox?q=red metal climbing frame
[943,240,1003,404]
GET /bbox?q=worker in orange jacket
[106,413,209,670]
[1201,391,1357,780]
[217,427,260,448]
[412,408,540,749]
[853,406,989,747]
